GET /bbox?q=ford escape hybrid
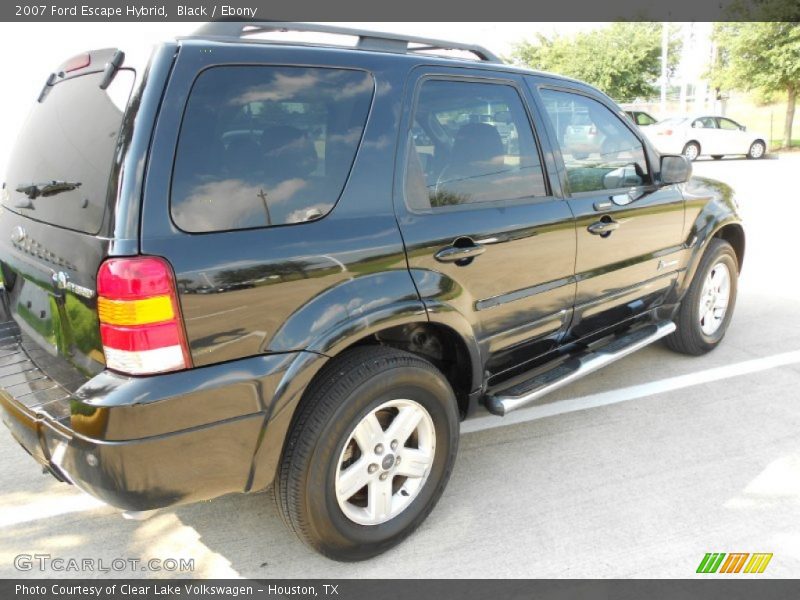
[0,23,744,561]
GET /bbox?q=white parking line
[462,349,800,434]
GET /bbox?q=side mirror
[660,154,691,185]
[740,125,747,132]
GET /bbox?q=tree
[511,23,680,103]
[709,22,800,148]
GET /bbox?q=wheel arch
[266,269,482,415]
[348,321,478,416]
[684,139,701,152]
[313,310,481,418]
[673,219,744,310]
[713,222,745,272]
[673,174,745,307]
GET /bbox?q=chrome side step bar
[485,321,676,416]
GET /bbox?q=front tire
[274,346,459,561]
[747,140,766,159]
[665,239,738,355]
[683,141,701,162]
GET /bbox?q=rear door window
[2,69,135,234]
[171,66,374,232]
[692,117,717,129]
[405,79,547,210]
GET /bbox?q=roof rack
[190,21,503,64]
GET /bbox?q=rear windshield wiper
[15,180,81,200]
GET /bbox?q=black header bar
[3,0,799,22]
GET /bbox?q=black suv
[0,23,744,561]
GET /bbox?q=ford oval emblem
[10,225,26,244]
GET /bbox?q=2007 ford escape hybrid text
[0,23,744,561]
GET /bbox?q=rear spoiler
[38,48,125,102]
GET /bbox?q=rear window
[3,69,135,234]
[170,66,374,232]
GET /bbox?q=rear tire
[683,142,701,162]
[747,140,766,159]
[274,346,459,561]
[665,239,738,355]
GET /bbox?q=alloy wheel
[749,142,765,159]
[698,261,731,336]
[335,399,436,526]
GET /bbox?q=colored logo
[696,553,773,574]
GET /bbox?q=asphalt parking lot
[1,154,799,579]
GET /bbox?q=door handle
[434,243,485,263]
[587,218,620,236]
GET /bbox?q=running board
[484,321,676,416]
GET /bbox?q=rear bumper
[0,320,314,512]
[1,391,266,511]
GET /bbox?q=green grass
[770,139,800,151]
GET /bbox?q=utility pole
[661,22,668,115]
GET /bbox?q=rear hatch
[0,49,137,382]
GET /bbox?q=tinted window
[171,66,374,232]
[405,80,546,210]
[3,70,135,234]
[539,89,649,194]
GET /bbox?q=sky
[0,22,611,174]
[2,22,721,174]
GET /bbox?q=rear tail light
[588,125,597,136]
[97,257,192,375]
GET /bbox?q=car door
[690,116,720,155]
[528,82,685,338]
[716,117,750,154]
[394,67,577,378]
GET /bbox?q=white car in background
[645,115,768,161]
